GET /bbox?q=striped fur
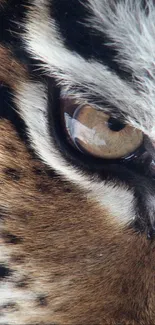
[0,1,155,324]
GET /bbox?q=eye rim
[60,97,144,161]
[47,82,145,173]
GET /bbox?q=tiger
[0,1,155,324]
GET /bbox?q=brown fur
[0,46,28,89]
[0,22,154,325]
[0,119,155,325]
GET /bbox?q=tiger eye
[63,103,143,159]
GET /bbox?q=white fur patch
[15,81,136,225]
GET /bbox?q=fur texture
[0,120,154,325]
[0,1,155,324]
[25,0,155,137]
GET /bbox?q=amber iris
[63,102,143,159]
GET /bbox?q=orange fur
[0,119,155,325]
[0,6,155,325]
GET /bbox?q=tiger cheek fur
[1,1,155,325]
[0,120,154,325]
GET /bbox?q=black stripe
[51,0,131,80]
[0,265,12,279]
[141,0,155,15]
[0,0,42,78]
[0,0,28,59]
[0,84,28,142]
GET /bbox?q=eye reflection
[65,112,106,150]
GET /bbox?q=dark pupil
[108,117,125,132]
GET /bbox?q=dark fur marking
[37,295,48,307]
[32,167,45,176]
[2,302,18,312]
[141,0,155,15]
[0,207,7,220]
[16,279,29,288]
[4,143,16,153]
[4,167,21,181]
[2,232,22,244]
[0,1,48,79]
[64,187,71,193]
[32,166,56,179]
[35,182,51,194]
[51,0,131,80]
[0,85,41,159]
[0,0,27,46]
[0,0,35,73]
[17,210,34,224]
[11,255,25,264]
[0,265,12,279]
[0,84,29,143]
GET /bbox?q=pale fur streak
[87,0,155,135]
[15,81,136,225]
[23,0,155,139]
[0,281,52,325]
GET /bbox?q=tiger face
[0,1,155,324]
